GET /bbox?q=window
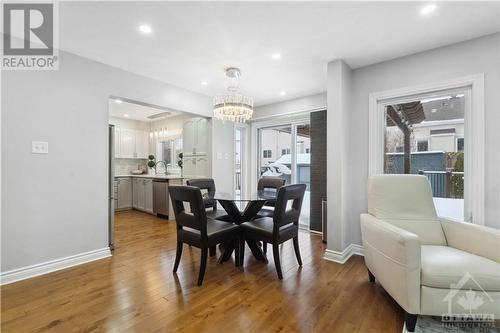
[417,140,429,152]
[457,138,464,152]
[281,148,290,155]
[306,148,310,153]
[382,92,465,221]
[263,150,272,158]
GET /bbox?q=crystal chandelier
[213,67,253,123]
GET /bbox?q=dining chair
[186,178,228,219]
[186,178,230,256]
[257,177,286,253]
[240,184,306,279]
[168,185,240,286]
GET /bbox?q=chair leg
[272,244,283,280]
[173,241,183,273]
[368,269,375,283]
[197,247,208,286]
[234,238,240,267]
[262,242,267,254]
[239,235,245,266]
[209,246,216,257]
[292,237,302,266]
[405,313,418,332]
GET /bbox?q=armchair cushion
[421,245,500,291]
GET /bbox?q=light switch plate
[32,141,49,154]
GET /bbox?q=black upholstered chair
[186,178,228,220]
[257,177,286,253]
[240,184,306,279]
[257,177,286,214]
[169,185,240,286]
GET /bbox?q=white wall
[1,50,212,275]
[326,60,352,252]
[211,119,235,194]
[345,33,500,247]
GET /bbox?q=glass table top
[203,190,277,202]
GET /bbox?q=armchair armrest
[440,218,500,263]
[360,213,421,314]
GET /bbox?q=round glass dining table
[202,190,277,263]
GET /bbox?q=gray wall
[346,33,500,246]
[1,50,212,272]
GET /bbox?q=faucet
[155,160,168,175]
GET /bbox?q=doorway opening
[257,122,311,228]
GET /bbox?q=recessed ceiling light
[139,24,153,34]
[279,91,286,96]
[115,99,123,104]
[123,114,129,118]
[420,4,437,16]
[431,108,437,113]
[201,81,208,86]
[456,94,465,98]
[272,53,281,60]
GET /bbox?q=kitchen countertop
[114,174,184,180]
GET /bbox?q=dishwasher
[153,179,170,218]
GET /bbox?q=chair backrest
[367,175,447,245]
[257,177,286,191]
[168,185,207,237]
[186,178,217,210]
[273,184,306,230]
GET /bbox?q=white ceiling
[60,2,499,106]
[108,98,179,121]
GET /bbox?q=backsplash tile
[114,159,147,175]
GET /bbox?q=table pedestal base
[217,199,268,263]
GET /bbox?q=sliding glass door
[258,122,310,228]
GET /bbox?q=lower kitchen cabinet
[115,177,133,210]
[133,178,154,214]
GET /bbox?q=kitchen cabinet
[115,177,133,210]
[183,155,209,179]
[183,117,209,155]
[115,128,150,159]
[119,129,136,158]
[182,117,210,178]
[135,131,149,159]
[133,178,153,214]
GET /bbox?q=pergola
[386,101,425,173]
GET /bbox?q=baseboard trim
[323,244,364,264]
[0,247,112,285]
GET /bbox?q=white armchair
[361,175,500,332]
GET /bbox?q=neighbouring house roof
[273,153,310,165]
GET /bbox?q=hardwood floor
[1,210,404,332]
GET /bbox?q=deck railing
[418,170,464,198]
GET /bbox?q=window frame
[368,74,485,224]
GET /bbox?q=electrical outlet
[32,141,49,154]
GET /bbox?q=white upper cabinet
[135,131,149,159]
[119,129,136,158]
[182,119,196,156]
[115,128,150,159]
[183,117,210,156]
[114,128,121,158]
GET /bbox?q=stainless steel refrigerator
[108,125,115,250]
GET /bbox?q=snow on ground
[433,197,464,221]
